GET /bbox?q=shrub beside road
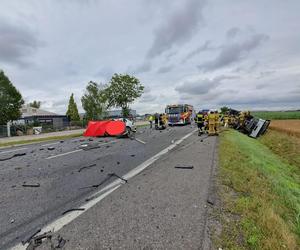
[216,129,300,249]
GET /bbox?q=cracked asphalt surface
[0,125,217,249]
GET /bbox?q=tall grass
[218,130,300,249]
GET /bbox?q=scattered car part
[108,172,128,183]
[78,163,97,172]
[47,147,55,150]
[0,152,26,161]
[54,235,66,248]
[174,165,194,169]
[22,183,40,187]
[22,228,41,245]
[62,208,85,215]
[134,138,146,144]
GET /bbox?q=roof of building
[21,105,60,118]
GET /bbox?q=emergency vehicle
[165,104,194,125]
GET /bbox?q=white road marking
[135,138,146,144]
[0,148,28,155]
[46,149,83,159]
[11,130,196,250]
[46,140,117,159]
[41,142,60,147]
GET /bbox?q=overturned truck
[228,109,270,138]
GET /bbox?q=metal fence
[0,125,8,138]
[0,120,88,138]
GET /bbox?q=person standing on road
[195,111,204,136]
[148,115,154,129]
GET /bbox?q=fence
[0,125,8,138]
[0,120,88,138]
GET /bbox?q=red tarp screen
[105,120,126,136]
[83,120,126,137]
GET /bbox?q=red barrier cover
[105,120,126,136]
[83,121,110,137]
[83,120,126,137]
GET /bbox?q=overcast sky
[1,0,300,114]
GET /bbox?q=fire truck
[165,104,194,125]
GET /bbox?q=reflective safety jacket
[195,114,204,123]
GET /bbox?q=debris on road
[80,174,113,189]
[78,163,97,172]
[60,140,64,143]
[80,143,101,151]
[22,183,40,187]
[47,147,55,150]
[0,152,26,161]
[22,228,41,245]
[53,235,66,248]
[62,208,85,215]
[174,165,194,169]
[39,148,44,151]
[207,197,214,205]
[130,154,135,157]
[134,138,146,144]
[25,231,66,250]
[10,219,15,224]
[108,172,128,183]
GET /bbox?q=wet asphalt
[0,125,195,249]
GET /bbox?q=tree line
[0,70,144,125]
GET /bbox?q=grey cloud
[94,66,114,80]
[182,40,215,63]
[133,61,152,74]
[226,27,241,38]
[175,75,237,95]
[140,94,157,103]
[0,19,40,66]
[157,65,174,74]
[198,33,269,72]
[256,70,276,79]
[147,0,206,58]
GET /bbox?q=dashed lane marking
[45,140,117,159]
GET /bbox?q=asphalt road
[0,125,203,249]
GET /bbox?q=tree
[66,93,80,121]
[29,100,41,109]
[0,71,24,125]
[81,81,107,121]
[220,106,229,114]
[105,73,144,117]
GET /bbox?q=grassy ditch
[217,129,300,249]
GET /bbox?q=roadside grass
[0,133,83,148]
[252,111,300,120]
[259,130,300,173]
[217,129,300,249]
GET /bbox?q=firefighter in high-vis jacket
[208,111,220,136]
[223,112,229,128]
[195,111,204,136]
[215,111,220,134]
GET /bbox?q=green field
[252,111,300,120]
[217,129,300,249]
